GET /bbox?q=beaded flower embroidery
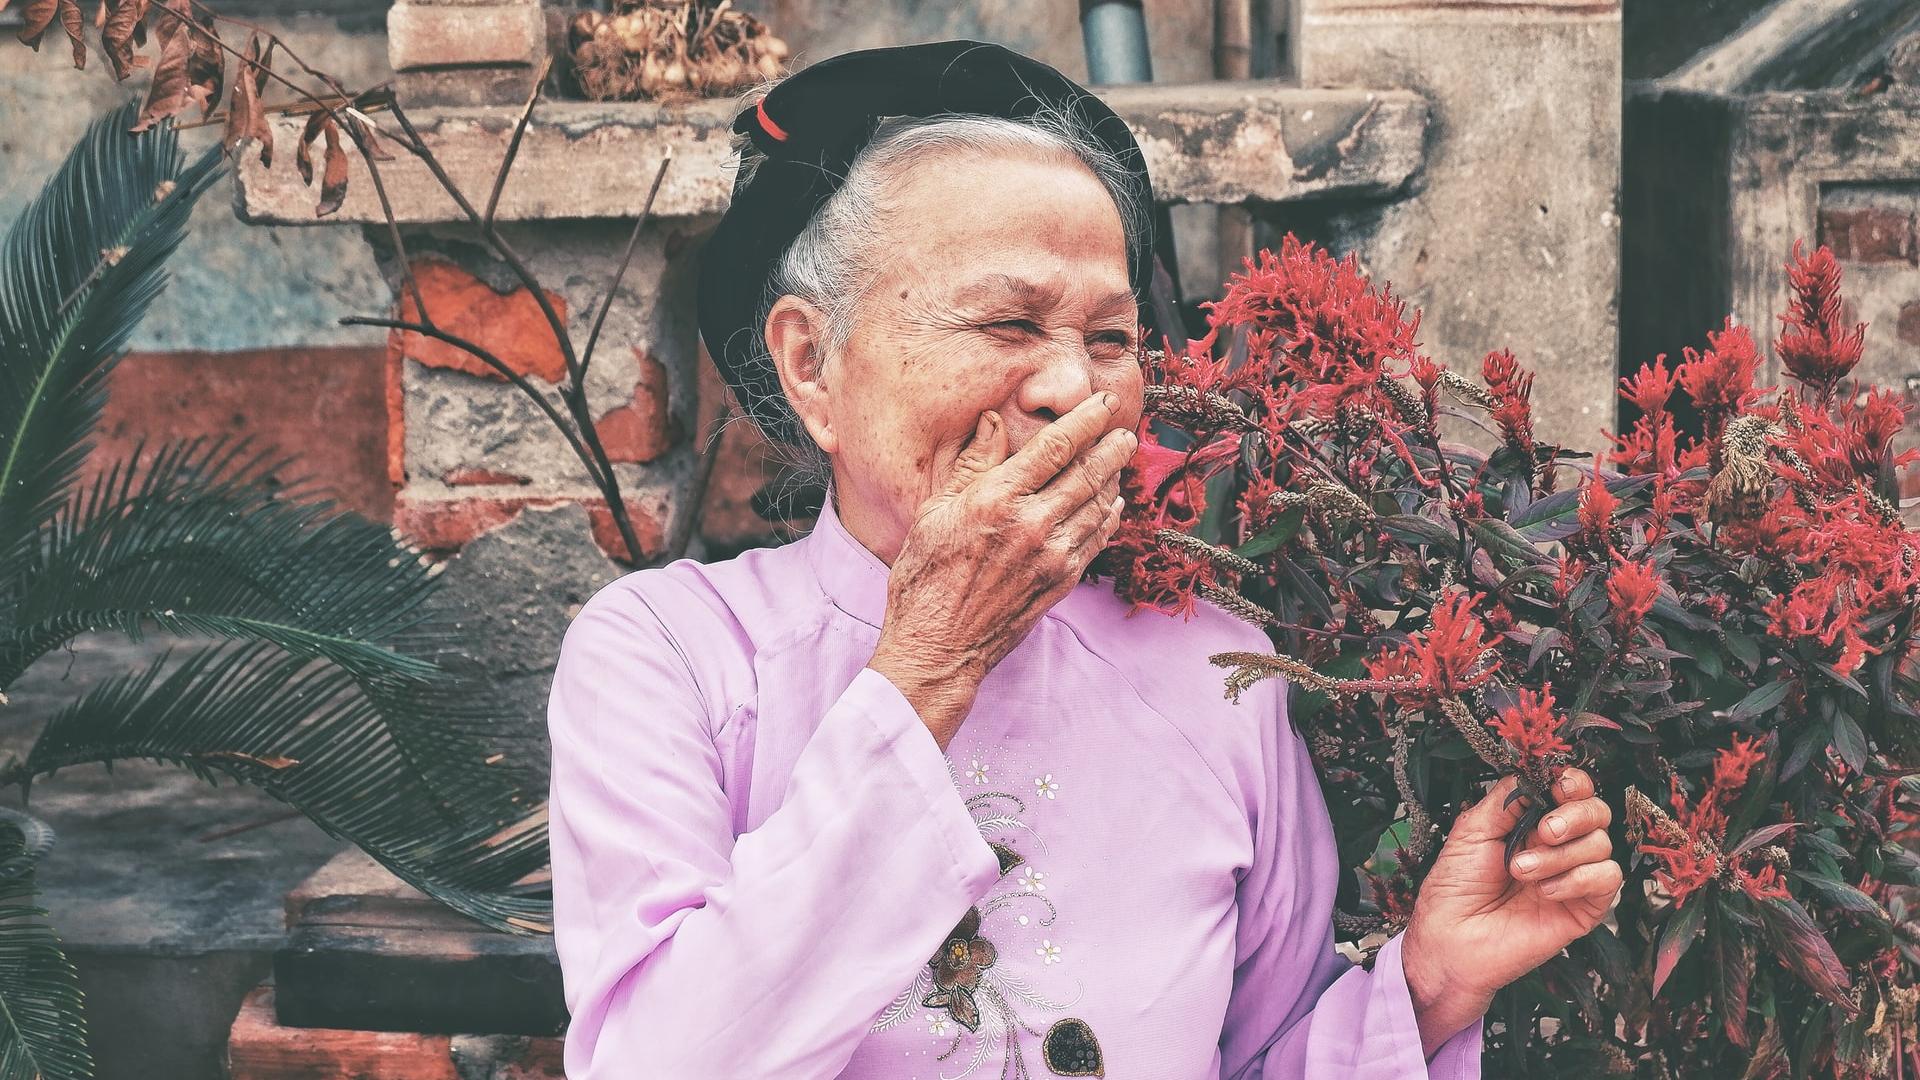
[871,769,1107,1079]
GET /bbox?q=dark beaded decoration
[1041,1017,1104,1077]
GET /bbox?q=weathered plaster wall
[1294,0,1624,451]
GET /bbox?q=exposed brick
[395,66,541,109]
[392,258,569,384]
[586,497,666,564]
[94,347,394,523]
[393,493,562,552]
[1898,300,1920,347]
[597,347,677,464]
[227,986,461,1080]
[387,348,406,490]
[227,985,564,1080]
[387,2,545,72]
[1818,206,1917,265]
[444,465,533,486]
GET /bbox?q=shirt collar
[801,481,891,628]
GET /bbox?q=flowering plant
[1091,236,1920,1076]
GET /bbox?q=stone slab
[235,85,1430,225]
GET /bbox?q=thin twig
[580,153,673,384]
[385,101,643,564]
[485,54,555,229]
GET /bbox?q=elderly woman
[547,40,1622,1079]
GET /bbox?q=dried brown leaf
[224,32,273,166]
[133,0,219,130]
[56,0,85,67]
[100,0,148,80]
[294,105,325,184]
[16,0,58,49]
[318,115,348,216]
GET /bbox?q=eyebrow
[952,273,1136,319]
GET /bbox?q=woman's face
[769,148,1144,562]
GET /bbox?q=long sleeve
[546,577,1003,1079]
[1217,675,1484,1079]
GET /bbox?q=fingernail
[1546,816,1568,839]
[1100,391,1117,410]
[1515,852,1540,874]
[1560,773,1579,795]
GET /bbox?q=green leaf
[1232,507,1304,559]
[1729,678,1794,723]
[0,827,90,1080]
[1468,517,1552,567]
[1830,711,1868,773]
[1654,892,1709,997]
[1378,513,1455,548]
[0,101,225,570]
[1756,895,1854,1009]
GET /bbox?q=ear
[765,294,840,454]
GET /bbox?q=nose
[1015,343,1096,424]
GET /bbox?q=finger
[1451,773,1538,841]
[1510,827,1613,882]
[1534,795,1612,847]
[1533,857,1625,903]
[1033,423,1136,512]
[943,410,1008,497]
[998,391,1124,494]
[1553,767,1595,803]
[1065,494,1128,573]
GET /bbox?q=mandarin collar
[801,483,891,628]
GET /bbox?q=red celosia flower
[1734,861,1789,903]
[1676,318,1763,435]
[1490,685,1571,764]
[1711,733,1767,794]
[1839,386,1918,478]
[1620,356,1680,416]
[1641,838,1719,909]
[1482,348,1535,455]
[1554,553,1587,606]
[1607,557,1660,641]
[1776,241,1865,389]
[1578,466,1617,547]
[1364,589,1500,699]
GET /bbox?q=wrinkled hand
[869,392,1134,748]
[1401,767,1623,1055]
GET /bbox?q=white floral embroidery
[926,1012,953,1037]
[1016,867,1047,892]
[965,759,990,785]
[1036,939,1063,965]
[1033,773,1059,800]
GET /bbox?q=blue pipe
[1079,0,1153,85]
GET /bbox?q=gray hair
[725,94,1150,493]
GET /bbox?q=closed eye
[984,319,1043,336]
[1089,330,1135,351]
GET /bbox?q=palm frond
[0,829,89,1080]
[10,639,550,933]
[0,100,224,570]
[4,435,540,815]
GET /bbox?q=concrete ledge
[235,83,1430,225]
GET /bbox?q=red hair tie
[755,99,789,143]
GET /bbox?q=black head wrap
[696,39,1153,448]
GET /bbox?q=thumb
[1451,773,1543,843]
[942,410,1006,496]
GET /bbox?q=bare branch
[485,54,555,230]
[580,152,673,383]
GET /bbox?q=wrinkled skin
[760,144,1622,1060]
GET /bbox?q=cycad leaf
[16,639,550,932]
[0,99,223,574]
[5,435,538,814]
[0,828,89,1080]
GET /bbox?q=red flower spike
[1490,685,1571,764]
[1776,240,1866,388]
[1606,557,1660,641]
